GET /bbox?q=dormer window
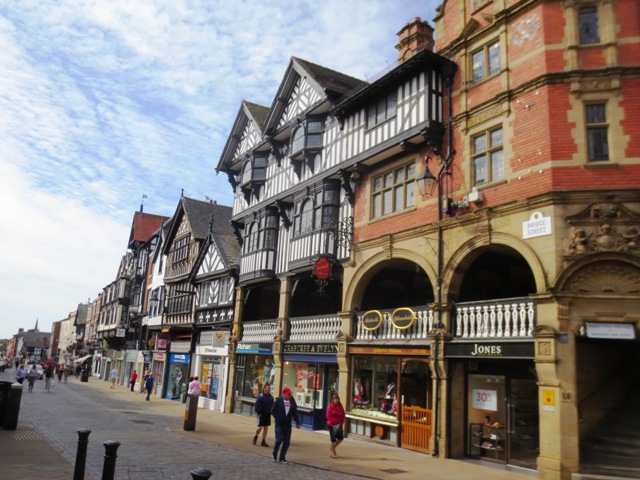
[367,91,397,129]
[290,118,324,161]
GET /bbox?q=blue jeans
[273,423,292,461]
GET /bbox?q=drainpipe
[432,61,457,458]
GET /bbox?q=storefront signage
[472,388,498,411]
[362,310,383,331]
[156,338,168,350]
[522,211,552,239]
[391,308,416,330]
[349,346,429,356]
[445,342,534,359]
[196,345,228,356]
[169,353,189,364]
[283,344,338,354]
[585,322,636,340]
[116,328,126,338]
[314,255,332,280]
[236,343,273,354]
[153,353,165,362]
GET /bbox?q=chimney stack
[396,17,434,62]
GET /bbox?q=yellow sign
[362,310,383,331]
[543,389,555,406]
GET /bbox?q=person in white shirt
[188,376,202,397]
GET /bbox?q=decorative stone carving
[562,261,640,293]
[565,202,640,256]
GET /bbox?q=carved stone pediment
[565,203,640,256]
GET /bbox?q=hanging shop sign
[362,310,383,331]
[391,308,416,330]
[314,255,332,280]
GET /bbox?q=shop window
[235,355,275,398]
[371,162,415,219]
[471,40,500,83]
[473,127,504,185]
[579,6,599,44]
[586,103,609,161]
[282,361,325,408]
[167,364,188,400]
[351,355,398,420]
[200,358,223,400]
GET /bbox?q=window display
[283,361,324,408]
[235,355,275,398]
[200,359,224,400]
[351,356,398,421]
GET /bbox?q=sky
[0,0,440,340]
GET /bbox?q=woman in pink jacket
[326,393,346,458]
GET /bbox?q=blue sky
[0,0,440,340]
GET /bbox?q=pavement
[0,369,536,480]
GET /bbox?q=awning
[73,355,93,364]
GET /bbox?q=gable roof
[263,57,365,136]
[128,211,170,249]
[163,196,234,255]
[216,100,270,174]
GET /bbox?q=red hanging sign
[314,255,332,280]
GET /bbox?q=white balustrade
[241,322,277,343]
[289,315,341,342]
[354,308,433,341]
[455,299,536,339]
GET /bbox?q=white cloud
[0,0,439,338]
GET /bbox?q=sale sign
[472,388,498,411]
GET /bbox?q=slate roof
[292,57,366,98]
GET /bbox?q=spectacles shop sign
[522,211,552,239]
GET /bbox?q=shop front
[195,331,230,412]
[347,346,432,452]
[282,343,339,430]
[233,342,275,416]
[165,352,190,401]
[446,341,538,470]
[151,351,166,397]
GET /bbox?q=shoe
[253,435,258,445]
[273,455,278,462]
[280,459,288,464]
[261,439,269,447]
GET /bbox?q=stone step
[580,463,640,480]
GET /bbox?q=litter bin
[0,381,12,426]
[81,368,89,383]
[3,382,23,430]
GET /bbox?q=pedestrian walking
[15,364,26,384]
[188,376,202,397]
[110,366,118,389]
[44,363,55,392]
[326,393,346,458]
[27,365,38,392]
[63,365,70,383]
[145,373,154,401]
[129,370,138,392]
[271,387,300,464]
[140,369,149,393]
[57,364,64,382]
[253,384,274,447]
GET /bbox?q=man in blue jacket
[271,387,300,464]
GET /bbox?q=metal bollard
[190,468,212,479]
[101,440,120,480]
[184,394,198,431]
[73,429,92,480]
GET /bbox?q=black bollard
[101,440,120,480]
[190,468,212,479]
[73,429,91,480]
